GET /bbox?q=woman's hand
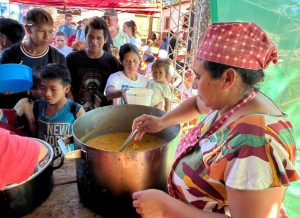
[133,114,164,140]
[121,88,129,104]
[132,189,169,218]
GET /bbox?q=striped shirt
[171,111,299,216]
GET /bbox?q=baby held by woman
[147,60,172,111]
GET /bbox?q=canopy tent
[9,0,161,15]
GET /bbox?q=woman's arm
[105,85,123,99]
[105,85,128,103]
[227,186,285,218]
[133,95,209,139]
[160,95,209,128]
[133,186,286,218]
[133,189,229,218]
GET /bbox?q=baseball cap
[103,8,117,17]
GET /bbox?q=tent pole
[148,15,153,39]
[159,3,163,41]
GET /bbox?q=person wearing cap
[131,22,299,218]
[102,8,129,49]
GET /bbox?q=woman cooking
[131,22,299,218]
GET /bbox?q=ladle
[118,128,138,152]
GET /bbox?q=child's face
[152,68,168,83]
[65,16,72,26]
[30,83,42,100]
[122,24,130,35]
[55,36,67,49]
[26,23,54,48]
[41,79,69,105]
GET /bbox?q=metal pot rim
[74,132,170,153]
[2,138,54,190]
[72,105,180,153]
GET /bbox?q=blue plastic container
[0,64,33,93]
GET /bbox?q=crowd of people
[0,7,183,186]
[0,7,299,218]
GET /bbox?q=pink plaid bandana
[197,22,278,70]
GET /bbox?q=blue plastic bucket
[0,64,32,93]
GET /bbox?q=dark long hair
[119,43,140,62]
[203,61,265,91]
[85,16,113,53]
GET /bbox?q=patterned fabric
[197,22,278,70]
[173,91,255,163]
[170,112,299,216]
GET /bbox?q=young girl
[142,39,153,62]
[123,20,141,49]
[147,60,172,111]
[14,67,43,136]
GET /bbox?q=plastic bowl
[0,64,33,93]
[126,88,153,106]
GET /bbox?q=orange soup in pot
[85,132,166,152]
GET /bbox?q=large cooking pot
[59,105,180,218]
[0,139,62,218]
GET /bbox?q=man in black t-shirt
[67,17,121,111]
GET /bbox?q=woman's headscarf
[197,22,278,70]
